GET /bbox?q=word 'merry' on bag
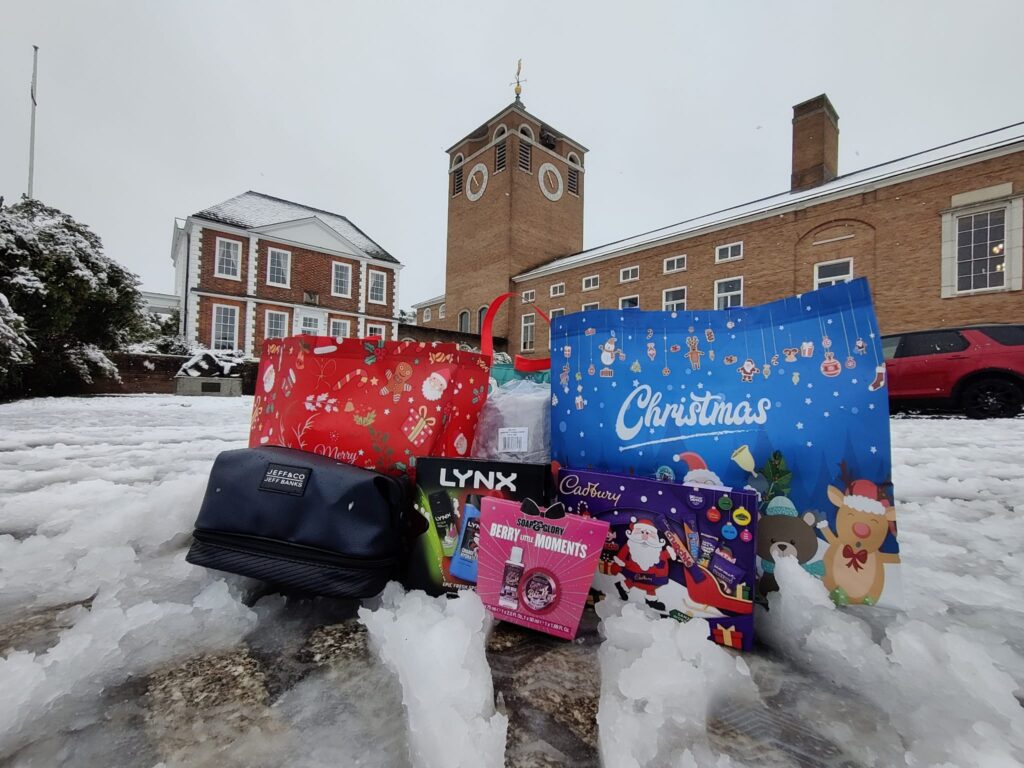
[551,278,900,606]
[250,337,491,475]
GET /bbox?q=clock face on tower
[466,163,488,201]
[538,162,564,201]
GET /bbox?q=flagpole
[28,45,39,199]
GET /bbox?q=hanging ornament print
[820,351,842,377]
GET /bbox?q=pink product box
[477,498,610,641]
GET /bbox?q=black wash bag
[186,446,410,598]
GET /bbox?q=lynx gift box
[401,458,553,596]
[557,467,757,651]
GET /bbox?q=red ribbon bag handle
[480,292,551,373]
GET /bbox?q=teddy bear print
[380,362,413,403]
[782,347,799,363]
[756,505,823,595]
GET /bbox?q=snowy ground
[0,395,1022,767]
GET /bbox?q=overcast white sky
[3,1,1023,309]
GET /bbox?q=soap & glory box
[557,468,757,650]
[402,458,553,596]
[477,498,609,640]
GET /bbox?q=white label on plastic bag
[497,427,529,454]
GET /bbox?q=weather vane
[510,59,526,104]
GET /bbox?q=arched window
[458,310,470,333]
[518,126,533,172]
[451,153,464,196]
[477,305,488,333]
[494,126,508,173]
[567,152,582,196]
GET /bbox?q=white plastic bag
[471,379,551,463]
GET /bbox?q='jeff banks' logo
[615,386,771,445]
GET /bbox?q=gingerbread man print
[685,336,704,370]
[380,362,413,403]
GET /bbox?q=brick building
[414,94,1024,355]
[171,191,401,355]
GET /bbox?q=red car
[882,325,1024,418]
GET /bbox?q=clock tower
[440,94,586,339]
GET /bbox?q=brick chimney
[791,94,839,191]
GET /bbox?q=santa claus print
[422,369,450,402]
[737,358,758,382]
[613,518,676,604]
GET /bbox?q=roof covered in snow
[515,120,1024,281]
[411,294,445,308]
[192,191,399,264]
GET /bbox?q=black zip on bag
[186,446,410,598]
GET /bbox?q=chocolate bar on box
[402,458,554,596]
[557,467,757,651]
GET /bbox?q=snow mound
[763,557,1024,766]
[358,583,508,768]
[596,599,758,768]
[0,579,256,760]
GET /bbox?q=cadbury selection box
[557,467,757,650]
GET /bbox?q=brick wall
[194,224,397,351]
[507,150,1024,353]
[256,239,366,314]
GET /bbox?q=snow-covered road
[0,395,1021,767]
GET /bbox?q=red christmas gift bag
[249,336,490,475]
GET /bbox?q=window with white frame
[582,275,599,291]
[522,289,536,303]
[619,295,640,309]
[549,308,565,320]
[265,310,288,339]
[299,315,320,335]
[715,277,743,309]
[662,287,687,311]
[212,304,238,350]
[478,305,488,332]
[664,255,687,274]
[620,265,639,283]
[550,282,565,297]
[366,323,387,339]
[266,248,291,287]
[582,301,599,311]
[423,307,432,322]
[331,262,352,297]
[458,310,470,333]
[215,238,241,280]
[814,258,853,289]
[941,195,1022,298]
[956,208,1006,292]
[330,318,350,338]
[367,270,387,305]
[439,303,446,319]
[521,313,535,352]
[715,241,743,263]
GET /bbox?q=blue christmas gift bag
[550,278,900,606]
